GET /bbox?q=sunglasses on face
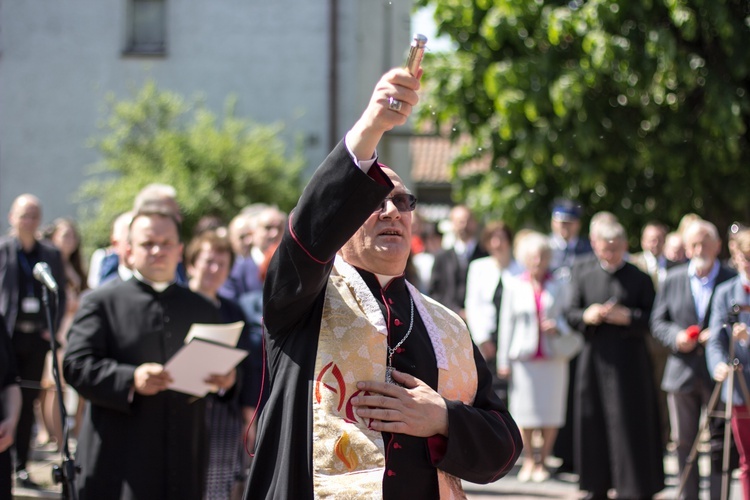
[374,194,417,213]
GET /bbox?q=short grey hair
[589,211,618,239]
[515,231,552,267]
[592,220,627,242]
[683,219,720,242]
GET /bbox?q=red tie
[744,284,750,294]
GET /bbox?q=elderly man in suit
[651,220,736,499]
[0,194,66,487]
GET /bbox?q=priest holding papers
[63,208,228,500]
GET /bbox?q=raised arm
[263,68,421,337]
[347,68,421,161]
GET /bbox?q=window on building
[125,0,166,55]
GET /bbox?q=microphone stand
[40,286,78,500]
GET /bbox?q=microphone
[33,262,59,293]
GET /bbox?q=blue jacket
[706,276,750,404]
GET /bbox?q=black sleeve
[0,317,19,388]
[263,141,393,338]
[629,268,656,336]
[565,264,588,334]
[63,293,137,414]
[431,344,523,483]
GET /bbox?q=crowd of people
[1,65,750,500]
[419,196,750,499]
[0,188,276,499]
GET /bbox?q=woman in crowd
[185,231,252,500]
[497,231,571,483]
[39,218,88,447]
[465,221,522,368]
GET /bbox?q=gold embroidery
[312,269,478,498]
[334,432,359,471]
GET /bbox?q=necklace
[385,295,414,385]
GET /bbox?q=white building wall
[0,0,415,232]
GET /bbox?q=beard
[690,256,712,272]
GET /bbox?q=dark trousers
[668,386,712,500]
[11,331,49,471]
[554,356,577,470]
[0,449,10,500]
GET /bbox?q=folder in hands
[165,321,248,397]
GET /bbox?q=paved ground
[12,445,744,499]
[462,455,743,500]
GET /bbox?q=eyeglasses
[374,194,417,213]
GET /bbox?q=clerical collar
[118,265,133,282]
[599,259,626,274]
[133,270,174,292]
[375,273,400,288]
[354,266,405,291]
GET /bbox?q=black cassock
[244,141,522,499]
[64,279,219,500]
[566,258,665,497]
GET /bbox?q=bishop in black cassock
[245,68,522,499]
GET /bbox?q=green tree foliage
[416,0,750,241]
[78,81,303,248]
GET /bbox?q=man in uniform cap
[549,199,592,279]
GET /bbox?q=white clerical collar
[599,259,626,274]
[375,273,399,288]
[133,270,174,292]
[118,265,133,282]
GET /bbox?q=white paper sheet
[164,338,248,397]
[184,321,244,347]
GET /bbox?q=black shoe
[15,469,41,489]
[555,462,574,474]
[582,493,608,500]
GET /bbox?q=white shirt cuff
[344,133,378,173]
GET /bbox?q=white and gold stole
[311,257,478,499]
